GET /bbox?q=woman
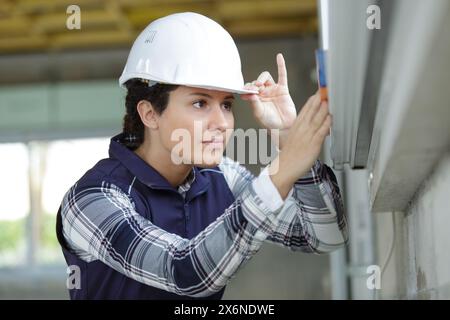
[56,12,348,300]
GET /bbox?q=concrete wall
[345,0,450,300]
[376,154,450,299]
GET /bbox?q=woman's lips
[202,139,224,148]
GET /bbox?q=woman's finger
[298,96,313,120]
[314,114,332,141]
[256,71,275,86]
[303,92,321,123]
[244,83,260,91]
[311,101,329,130]
[276,53,288,87]
[240,94,258,101]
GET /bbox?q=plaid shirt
[60,137,348,298]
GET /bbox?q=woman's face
[155,85,235,168]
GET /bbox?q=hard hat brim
[187,84,259,95]
[119,74,259,95]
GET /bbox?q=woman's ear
[136,100,159,129]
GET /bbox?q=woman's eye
[223,102,233,111]
[193,100,207,109]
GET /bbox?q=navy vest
[56,134,236,299]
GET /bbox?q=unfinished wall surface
[376,153,450,299]
[353,0,450,300]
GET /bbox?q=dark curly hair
[122,79,179,150]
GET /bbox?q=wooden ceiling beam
[225,17,318,38]
[0,17,30,36]
[31,10,121,34]
[218,0,317,20]
[0,0,318,53]
[0,35,47,52]
[51,30,134,50]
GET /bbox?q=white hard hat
[119,12,258,94]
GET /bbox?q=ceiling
[0,0,318,54]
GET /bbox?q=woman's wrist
[278,129,290,150]
[267,156,295,200]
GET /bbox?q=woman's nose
[208,105,229,130]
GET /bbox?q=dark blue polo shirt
[56,133,236,299]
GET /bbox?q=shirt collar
[178,167,195,197]
[109,133,209,195]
